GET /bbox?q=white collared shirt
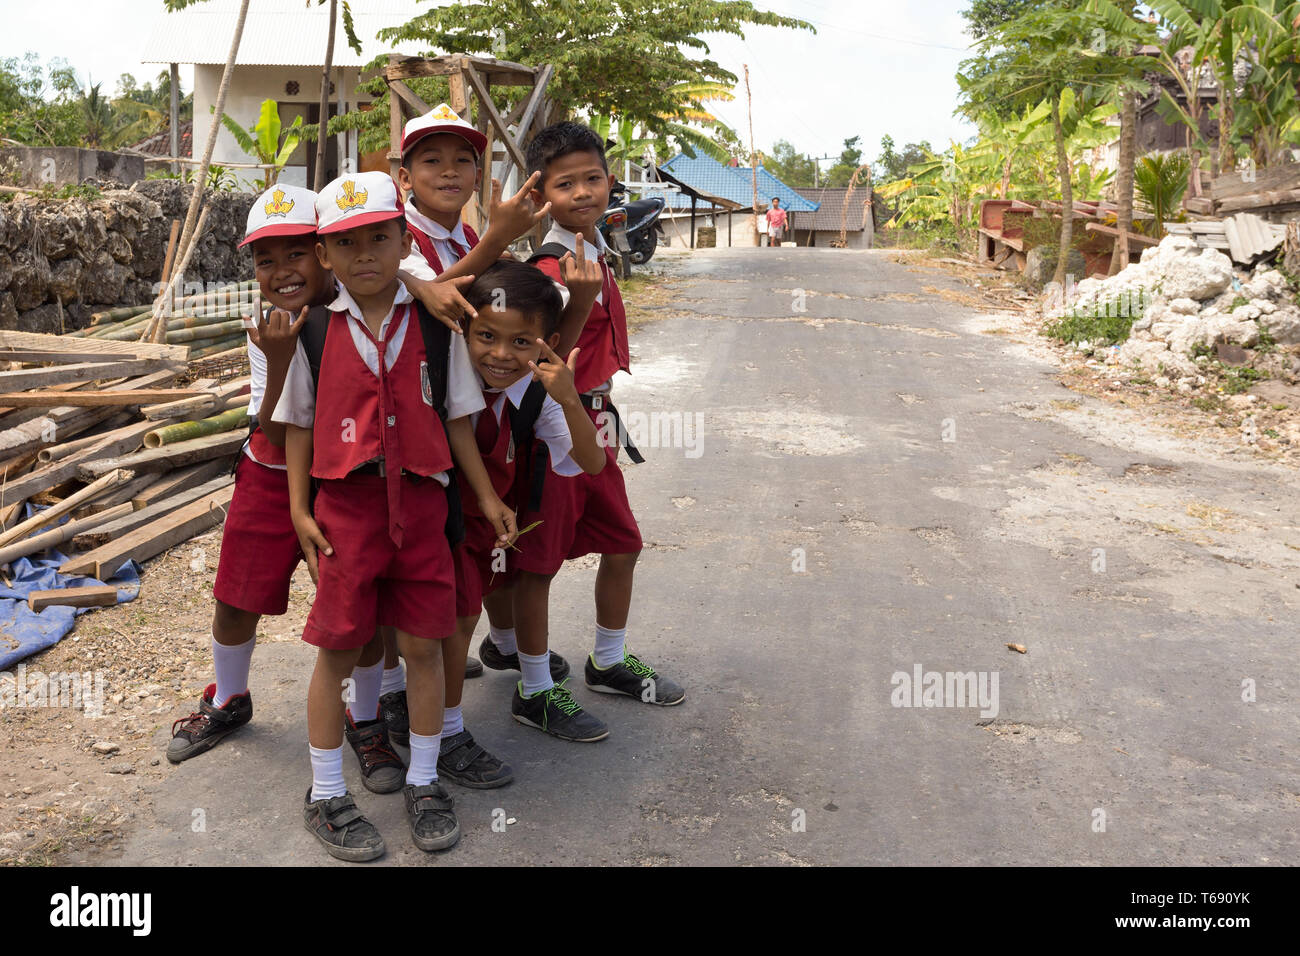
[476,372,583,477]
[400,199,471,280]
[271,279,485,485]
[542,223,608,305]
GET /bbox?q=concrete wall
[0,148,144,189]
[193,63,373,189]
[663,212,872,249]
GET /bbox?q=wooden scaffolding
[384,53,555,235]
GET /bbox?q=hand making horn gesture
[488,170,551,242]
[528,340,582,404]
[246,293,308,366]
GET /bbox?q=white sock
[488,625,517,655]
[406,732,440,787]
[519,650,553,698]
[380,662,406,696]
[440,705,464,743]
[592,623,626,669]
[309,745,346,801]
[347,660,383,723]
[212,634,255,707]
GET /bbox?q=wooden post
[388,55,402,184]
[691,195,696,248]
[169,63,180,175]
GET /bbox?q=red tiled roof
[129,121,193,158]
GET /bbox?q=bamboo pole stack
[0,328,252,586]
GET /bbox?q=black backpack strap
[298,305,334,394]
[506,379,550,513]
[526,242,571,264]
[413,302,464,549]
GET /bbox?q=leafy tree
[874,135,933,183]
[963,0,1037,39]
[959,1,1120,284]
[377,0,812,131]
[0,53,84,146]
[825,135,864,186]
[763,139,818,187]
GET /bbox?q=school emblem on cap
[335,180,369,212]
[263,188,295,218]
[431,104,459,122]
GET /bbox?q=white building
[140,0,425,188]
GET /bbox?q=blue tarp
[0,504,141,670]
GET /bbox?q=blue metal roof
[658,153,818,212]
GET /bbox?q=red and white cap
[240,183,318,247]
[315,172,404,235]
[401,103,488,158]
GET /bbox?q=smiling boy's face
[251,234,332,313]
[531,148,615,235]
[399,133,480,226]
[466,304,558,390]
[315,218,412,299]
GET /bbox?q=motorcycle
[598,182,666,266]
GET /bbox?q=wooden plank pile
[0,329,249,598]
[67,280,258,359]
[1185,161,1300,218]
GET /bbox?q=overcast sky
[4,0,978,169]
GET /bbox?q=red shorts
[453,514,511,618]
[213,455,302,616]
[513,407,642,576]
[303,473,456,649]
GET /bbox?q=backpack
[526,244,645,467]
[298,301,464,548]
[505,378,550,514]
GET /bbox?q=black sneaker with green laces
[478,636,571,681]
[437,729,513,789]
[303,788,385,862]
[584,652,685,706]
[510,679,609,741]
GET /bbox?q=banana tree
[219,97,303,189]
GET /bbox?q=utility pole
[744,64,759,246]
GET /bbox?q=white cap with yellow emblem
[240,183,319,247]
[401,103,488,158]
[315,171,404,235]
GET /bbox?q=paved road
[111,247,1298,865]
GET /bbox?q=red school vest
[408,220,481,275]
[310,305,453,481]
[456,392,516,517]
[533,254,630,394]
[246,426,286,467]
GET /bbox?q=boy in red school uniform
[379,104,601,751]
[441,260,607,785]
[166,184,410,768]
[272,171,515,861]
[511,122,685,741]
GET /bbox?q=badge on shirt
[506,433,515,464]
[420,361,432,406]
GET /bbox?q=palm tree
[79,81,114,148]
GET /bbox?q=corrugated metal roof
[791,187,872,232]
[659,153,818,212]
[734,166,819,212]
[141,0,427,67]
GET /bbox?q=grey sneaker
[403,781,460,851]
[584,652,685,706]
[511,679,609,741]
[303,789,385,862]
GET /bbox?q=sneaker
[345,712,406,794]
[437,729,514,789]
[379,690,409,747]
[478,636,571,681]
[303,788,385,862]
[166,684,252,763]
[403,782,460,851]
[465,655,484,679]
[585,652,685,706]
[511,679,609,741]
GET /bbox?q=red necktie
[363,308,407,547]
[477,388,500,451]
[448,236,468,261]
